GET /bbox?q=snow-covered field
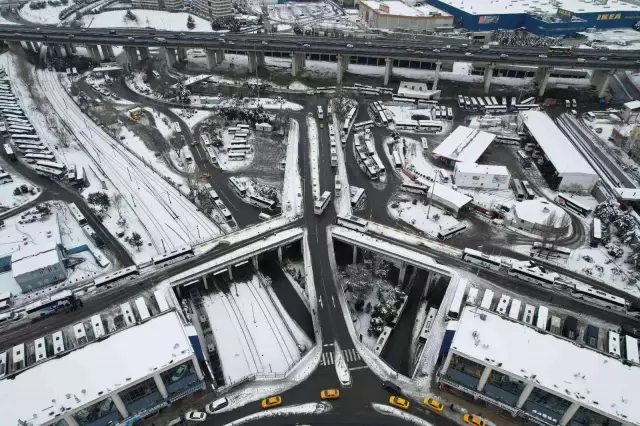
[202,274,305,384]
[0,160,40,213]
[19,1,67,24]
[0,53,221,262]
[170,107,214,131]
[388,198,463,238]
[282,119,303,218]
[81,9,213,32]
[143,107,174,139]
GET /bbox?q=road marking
[318,296,323,309]
[331,295,336,308]
[323,343,334,347]
[344,350,351,362]
[328,352,334,364]
[348,365,368,372]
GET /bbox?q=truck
[438,320,459,361]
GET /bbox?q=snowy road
[35,69,221,253]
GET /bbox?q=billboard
[478,15,499,24]
[556,8,574,22]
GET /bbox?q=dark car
[382,381,401,394]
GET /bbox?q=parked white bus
[314,191,332,215]
[447,278,468,320]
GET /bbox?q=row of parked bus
[460,247,630,312]
[457,95,538,114]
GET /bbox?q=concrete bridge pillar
[535,67,551,97]
[251,255,259,270]
[256,51,265,68]
[162,47,176,67]
[202,274,209,290]
[24,41,35,52]
[384,58,393,86]
[277,246,283,263]
[559,402,581,426]
[63,44,74,56]
[440,350,454,374]
[88,45,102,63]
[483,62,495,94]
[138,46,150,61]
[432,60,443,90]
[215,48,225,63]
[247,52,257,74]
[100,44,113,58]
[398,262,407,286]
[352,245,357,265]
[206,49,218,70]
[336,53,344,84]
[342,54,350,72]
[291,52,304,77]
[591,69,614,98]
[227,265,233,280]
[477,365,492,392]
[48,44,63,57]
[177,47,187,62]
[125,46,138,67]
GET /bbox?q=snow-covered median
[282,118,303,218]
[223,402,332,426]
[81,9,213,32]
[306,116,321,200]
[334,342,352,387]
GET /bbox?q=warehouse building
[0,310,205,426]
[428,181,472,217]
[356,0,454,31]
[518,111,598,192]
[439,306,640,426]
[11,241,66,292]
[432,126,496,166]
[512,199,570,232]
[453,163,510,190]
[426,0,640,36]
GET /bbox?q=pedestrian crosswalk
[320,348,361,366]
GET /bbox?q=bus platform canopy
[432,126,496,164]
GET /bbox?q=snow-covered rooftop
[435,0,640,16]
[514,199,567,226]
[615,187,640,200]
[452,306,640,424]
[0,311,193,426]
[432,182,472,209]
[623,100,640,111]
[520,111,596,177]
[454,162,510,176]
[11,240,61,278]
[359,0,451,17]
[432,126,495,163]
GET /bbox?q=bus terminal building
[439,306,637,426]
[0,310,205,426]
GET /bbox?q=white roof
[359,0,451,17]
[624,100,640,111]
[454,162,510,176]
[520,111,596,177]
[615,187,640,201]
[0,311,193,426]
[11,241,61,278]
[452,307,640,424]
[432,182,472,209]
[435,0,640,16]
[514,199,568,226]
[432,126,495,163]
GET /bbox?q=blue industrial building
[425,0,640,35]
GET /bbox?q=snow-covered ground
[306,116,321,200]
[19,1,67,24]
[282,119,303,218]
[143,107,174,139]
[224,402,331,426]
[170,107,214,131]
[202,274,305,384]
[0,159,41,214]
[388,197,464,238]
[81,9,213,32]
[578,28,640,51]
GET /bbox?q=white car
[303,44,310,47]
[346,44,354,48]
[599,56,608,61]
[539,54,547,58]
[262,41,268,45]
[500,53,508,59]
[185,411,207,422]
[465,52,473,56]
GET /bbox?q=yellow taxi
[463,413,486,426]
[423,397,444,413]
[320,389,340,400]
[389,395,410,410]
[191,140,200,146]
[199,172,210,179]
[260,395,283,409]
[319,123,324,129]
